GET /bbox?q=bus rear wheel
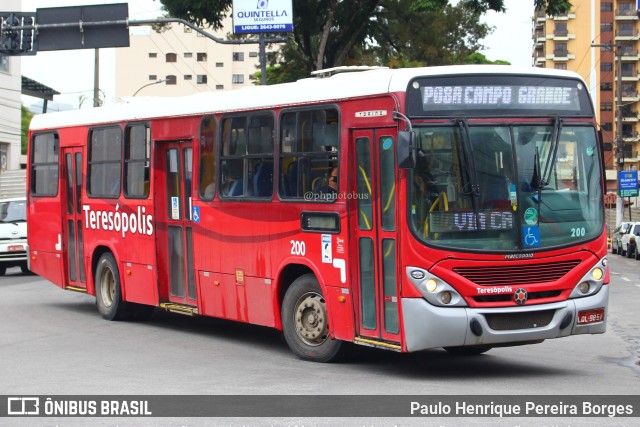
[281,274,342,362]
[95,253,130,321]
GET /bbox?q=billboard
[619,170,639,197]
[232,0,293,34]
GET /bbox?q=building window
[601,103,613,111]
[184,75,192,80]
[554,63,567,70]
[601,63,613,72]
[184,27,192,33]
[233,52,244,61]
[184,52,193,58]
[216,62,224,68]
[197,75,208,84]
[0,54,8,73]
[166,75,177,85]
[232,74,245,84]
[88,127,122,198]
[124,124,150,198]
[149,75,157,80]
[601,2,612,11]
[554,42,568,57]
[601,123,613,131]
[554,22,567,37]
[197,52,207,61]
[249,52,258,58]
[216,85,224,90]
[166,53,177,63]
[601,23,613,32]
[148,52,157,58]
[600,82,613,91]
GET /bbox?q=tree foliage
[157,0,572,81]
[21,105,34,155]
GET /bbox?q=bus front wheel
[95,252,129,321]
[281,274,342,362]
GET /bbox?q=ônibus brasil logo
[83,204,153,238]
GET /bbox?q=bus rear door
[154,141,197,309]
[62,147,87,291]
[351,128,401,347]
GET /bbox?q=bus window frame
[218,110,276,201]
[30,131,60,198]
[277,104,341,202]
[198,115,218,202]
[86,124,124,199]
[123,121,151,200]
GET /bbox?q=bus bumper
[401,285,609,352]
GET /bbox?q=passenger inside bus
[317,166,338,195]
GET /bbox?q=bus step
[65,285,87,293]
[354,337,401,352]
[159,303,198,316]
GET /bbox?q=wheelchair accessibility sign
[523,226,540,248]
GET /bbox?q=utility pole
[93,48,100,107]
[615,44,624,226]
[593,42,625,226]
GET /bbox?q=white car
[621,221,640,260]
[0,197,28,275]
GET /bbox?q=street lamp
[133,78,169,96]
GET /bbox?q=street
[0,254,638,427]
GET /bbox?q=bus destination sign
[407,75,594,117]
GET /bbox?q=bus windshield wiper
[540,117,563,188]
[457,119,480,196]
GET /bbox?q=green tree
[159,0,571,78]
[21,105,34,155]
[465,52,510,65]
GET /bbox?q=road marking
[636,285,640,289]
[621,277,631,282]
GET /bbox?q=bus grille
[473,290,562,303]
[453,260,581,286]
[484,310,555,331]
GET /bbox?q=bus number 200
[290,240,306,256]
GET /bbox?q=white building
[0,0,22,171]
[115,18,272,99]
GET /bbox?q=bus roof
[29,65,586,131]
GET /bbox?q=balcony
[615,8,639,20]
[615,29,638,40]
[621,69,639,81]
[550,50,575,61]
[622,90,640,102]
[620,49,640,61]
[551,13,576,21]
[622,110,639,122]
[622,132,639,142]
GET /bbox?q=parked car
[621,221,640,259]
[0,197,28,275]
[611,221,631,255]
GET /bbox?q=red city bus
[27,66,609,362]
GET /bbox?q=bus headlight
[406,267,467,307]
[569,257,606,299]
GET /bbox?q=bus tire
[95,253,130,321]
[443,345,492,356]
[0,265,6,276]
[281,274,342,362]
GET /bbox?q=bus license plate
[577,308,605,325]
[8,245,24,252]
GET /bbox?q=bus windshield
[408,123,603,251]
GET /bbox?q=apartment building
[533,1,640,186]
[0,0,22,172]
[115,18,271,99]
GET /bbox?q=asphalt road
[0,253,638,427]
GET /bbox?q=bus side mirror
[397,130,416,169]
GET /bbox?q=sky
[18,0,533,112]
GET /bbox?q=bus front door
[154,141,197,308]
[351,129,401,346]
[62,147,86,291]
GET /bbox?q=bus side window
[199,115,216,201]
[279,107,339,200]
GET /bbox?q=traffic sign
[619,170,639,197]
